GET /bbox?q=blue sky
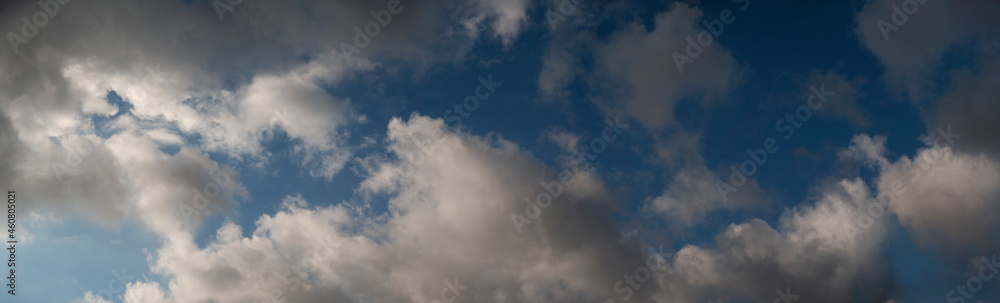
[1,0,999,302]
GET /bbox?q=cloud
[854,0,1000,163]
[0,0,534,153]
[8,131,132,223]
[0,109,25,198]
[584,2,767,227]
[650,178,893,302]
[853,0,1000,91]
[596,2,743,128]
[4,1,993,302]
[0,0,534,223]
[925,47,1000,159]
[803,71,870,128]
[839,134,890,168]
[228,72,354,178]
[645,131,770,229]
[852,3,1000,256]
[845,134,1000,255]
[537,39,580,97]
[469,0,529,47]
[74,292,113,303]
[113,116,916,303]
[648,165,770,229]
[119,114,663,303]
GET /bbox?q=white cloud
[648,166,769,229]
[650,178,893,302]
[116,114,661,303]
[472,0,529,46]
[845,134,1000,254]
[0,0,534,224]
[74,292,113,303]
[111,115,918,303]
[645,131,770,229]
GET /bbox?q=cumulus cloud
[853,0,999,90]
[537,2,769,229]
[120,114,663,303]
[9,131,131,223]
[597,2,743,128]
[644,131,770,229]
[648,165,769,229]
[925,47,1000,159]
[844,133,1000,255]
[119,114,914,303]
[0,0,533,223]
[469,0,529,46]
[839,134,890,168]
[74,292,113,303]
[851,3,1000,258]
[4,1,994,302]
[651,178,893,302]
[854,0,1000,158]
[113,117,919,303]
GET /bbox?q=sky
[0,0,999,302]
